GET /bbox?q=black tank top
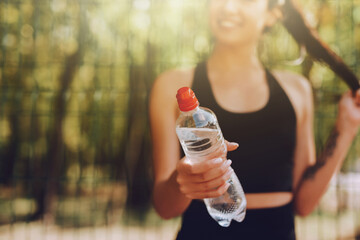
[176,62,297,240]
[191,61,297,193]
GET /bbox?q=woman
[149,0,360,239]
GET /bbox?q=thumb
[225,140,239,151]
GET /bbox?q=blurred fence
[0,0,360,239]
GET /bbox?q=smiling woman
[209,0,275,46]
[149,0,360,239]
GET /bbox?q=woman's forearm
[153,171,192,219]
[294,126,355,216]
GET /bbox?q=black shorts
[176,200,296,240]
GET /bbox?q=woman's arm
[150,69,237,219]
[293,85,360,217]
[149,70,192,219]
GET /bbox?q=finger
[180,168,232,194]
[181,160,232,183]
[356,88,360,96]
[340,90,354,105]
[355,89,360,106]
[189,168,233,192]
[177,157,224,174]
[225,140,239,152]
[186,182,230,199]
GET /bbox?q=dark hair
[271,0,360,92]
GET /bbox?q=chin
[214,35,253,47]
[211,25,258,47]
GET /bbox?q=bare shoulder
[150,67,195,115]
[153,67,195,92]
[272,70,313,123]
[272,70,312,97]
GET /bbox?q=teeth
[219,20,238,28]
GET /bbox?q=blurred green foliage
[0,0,359,236]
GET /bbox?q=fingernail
[226,160,232,166]
[214,158,222,163]
[231,142,239,147]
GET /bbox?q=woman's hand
[175,141,239,199]
[336,89,360,138]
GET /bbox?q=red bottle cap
[176,87,199,112]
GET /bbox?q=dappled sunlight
[0,0,360,239]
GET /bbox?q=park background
[0,0,360,239]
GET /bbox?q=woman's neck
[207,42,264,83]
[209,42,261,68]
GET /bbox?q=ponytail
[276,0,360,91]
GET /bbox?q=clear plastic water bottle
[175,87,247,227]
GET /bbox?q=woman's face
[209,0,275,46]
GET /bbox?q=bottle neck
[180,106,200,115]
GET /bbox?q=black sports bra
[191,62,297,193]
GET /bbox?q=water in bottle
[175,87,247,227]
